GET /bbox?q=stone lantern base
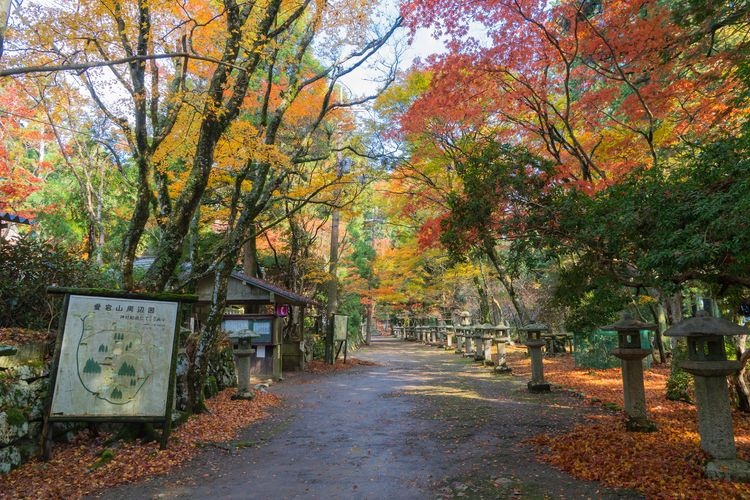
[625,415,657,433]
[527,380,551,393]
[705,459,750,483]
[494,363,512,374]
[231,389,255,400]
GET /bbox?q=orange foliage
[0,82,52,212]
[506,347,750,498]
[400,0,748,187]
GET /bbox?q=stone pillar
[526,339,549,392]
[464,328,475,358]
[521,323,550,393]
[445,327,453,348]
[472,330,484,362]
[694,375,736,459]
[482,336,494,365]
[664,311,750,482]
[614,348,654,431]
[603,312,657,432]
[494,339,511,373]
[454,330,464,354]
[235,351,252,397]
[229,330,259,400]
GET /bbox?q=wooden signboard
[333,315,349,362]
[333,314,349,341]
[42,288,195,458]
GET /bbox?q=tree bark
[733,334,750,412]
[484,243,530,325]
[242,224,259,278]
[186,257,234,413]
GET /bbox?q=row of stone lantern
[397,307,750,482]
[398,311,515,374]
[600,310,750,482]
[395,312,536,380]
[665,312,750,481]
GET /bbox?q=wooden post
[41,293,70,460]
[160,304,183,449]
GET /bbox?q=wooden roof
[196,271,318,307]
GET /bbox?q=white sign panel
[334,315,349,341]
[50,295,178,418]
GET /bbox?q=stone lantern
[459,312,474,357]
[493,324,512,373]
[521,322,550,393]
[229,329,260,400]
[444,324,454,349]
[463,326,476,358]
[665,311,750,482]
[602,312,657,432]
[454,327,465,354]
[472,325,484,362]
[474,324,494,364]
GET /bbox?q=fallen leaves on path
[0,390,281,499]
[505,346,750,498]
[0,327,54,347]
[305,358,379,374]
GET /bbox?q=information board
[222,317,273,344]
[50,295,179,418]
[334,314,349,341]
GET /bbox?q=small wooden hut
[195,272,317,381]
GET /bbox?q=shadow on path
[102,337,641,499]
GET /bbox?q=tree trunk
[733,334,750,412]
[325,206,340,363]
[473,276,491,323]
[666,292,692,401]
[649,302,667,364]
[484,244,529,325]
[242,225,259,278]
[186,258,234,413]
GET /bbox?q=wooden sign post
[333,314,349,363]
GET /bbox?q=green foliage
[546,132,750,298]
[667,339,693,402]
[348,221,376,282]
[5,407,26,427]
[204,375,219,399]
[89,448,115,471]
[440,141,554,264]
[573,330,651,370]
[552,268,631,334]
[338,293,364,341]
[0,235,109,329]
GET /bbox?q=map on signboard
[50,295,178,418]
[334,315,349,341]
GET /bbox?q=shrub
[0,235,104,329]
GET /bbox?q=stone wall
[0,342,50,473]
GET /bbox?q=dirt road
[104,337,639,499]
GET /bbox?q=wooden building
[195,272,318,381]
[0,211,33,242]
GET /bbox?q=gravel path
[102,336,641,499]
